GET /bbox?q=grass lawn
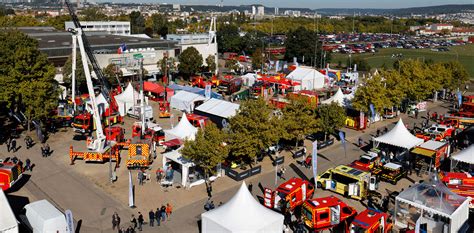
[331,44,474,79]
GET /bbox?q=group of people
[112,204,173,233]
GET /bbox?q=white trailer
[24,200,68,233]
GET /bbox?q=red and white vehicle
[349,154,379,172]
[416,124,454,141]
[0,162,23,191]
[264,177,315,211]
[350,208,393,233]
[440,172,474,208]
[301,196,357,231]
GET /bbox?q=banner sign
[205,84,211,100]
[312,141,318,188]
[65,210,74,233]
[369,103,375,121]
[128,171,134,207]
[360,112,365,129]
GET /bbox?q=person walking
[155,208,161,226]
[206,183,213,198]
[166,203,172,220]
[25,136,32,149]
[415,108,419,119]
[148,210,154,227]
[130,215,137,230]
[11,138,17,152]
[160,205,167,222]
[138,170,144,186]
[112,212,121,231]
[137,212,144,231]
[25,158,31,172]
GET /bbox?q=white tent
[395,177,469,233]
[201,182,284,233]
[373,118,424,149]
[0,190,18,233]
[164,113,198,141]
[286,66,326,91]
[162,148,195,187]
[86,93,109,114]
[194,98,240,119]
[114,83,140,116]
[241,73,258,87]
[170,91,206,113]
[451,144,474,165]
[321,88,353,107]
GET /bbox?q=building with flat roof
[65,21,131,35]
[167,33,217,67]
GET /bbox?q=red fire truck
[349,154,379,172]
[301,196,357,231]
[415,124,454,141]
[0,162,23,191]
[440,172,474,208]
[264,177,315,211]
[349,208,393,233]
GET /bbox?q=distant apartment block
[284,10,301,17]
[274,7,279,15]
[257,6,264,16]
[430,23,454,31]
[65,21,131,35]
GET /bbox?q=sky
[101,0,473,9]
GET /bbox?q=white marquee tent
[395,177,469,233]
[201,182,284,233]
[162,148,195,187]
[170,90,206,113]
[241,73,258,87]
[373,118,424,149]
[450,144,474,165]
[286,66,326,91]
[194,98,240,119]
[114,83,140,116]
[0,190,18,233]
[164,113,198,141]
[321,88,353,107]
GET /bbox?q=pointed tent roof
[164,113,198,141]
[396,176,468,218]
[373,118,424,149]
[115,82,139,103]
[86,93,109,113]
[201,182,284,233]
[451,144,474,164]
[321,88,352,106]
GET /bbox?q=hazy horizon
[96,0,473,9]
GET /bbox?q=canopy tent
[114,82,140,116]
[194,98,240,128]
[321,88,353,107]
[168,83,222,99]
[286,66,326,91]
[451,144,474,165]
[395,176,469,233]
[162,148,195,187]
[164,113,198,141]
[170,91,206,113]
[201,182,284,233]
[85,93,109,114]
[241,73,258,87]
[0,190,17,233]
[373,119,424,149]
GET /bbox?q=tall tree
[0,30,58,131]
[351,73,391,113]
[229,98,281,165]
[317,103,346,140]
[216,24,241,53]
[150,13,169,38]
[178,47,203,79]
[80,7,108,21]
[181,123,229,179]
[102,64,123,86]
[130,11,145,34]
[251,47,264,70]
[442,61,469,91]
[281,96,319,147]
[284,26,327,66]
[205,55,217,74]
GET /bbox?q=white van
[23,200,68,233]
[0,190,19,233]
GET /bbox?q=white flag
[129,171,134,207]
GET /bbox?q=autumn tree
[103,64,123,86]
[178,47,203,79]
[216,24,241,53]
[150,13,169,38]
[317,103,346,140]
[251,48,264,70]
[130,11,145,34]
[0,30,58,131]
[225,59,240,72]
[281,95,319,148]
[352,73,391,114]
[284,26,327,66]
[442,61,469,90]
[229,98,281,165]
[205,55,217,74]
[181,123,229,178]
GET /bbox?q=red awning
[162,138,183,147]
[143,81,172,94]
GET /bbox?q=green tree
[216,24,241,53]
[205,55,217,74]
[80,7,108,21]
[284,26,327,66]
[251,48,264,70]
[130,11,145,34]
[62,54,88,93]
[224,59,240,73]
[181,123,229,179]
[348,57,371,71]
[382,69,407,106]
[0,30,58,131]
[281,96,319,148]
[46,15,72,30]
[398,59,436,101]
[150,13,169,38]
[352,73,392,113]
[317,103,346,140]
[229,98,281,165]
[178,47,203,78]
[442,61,469,90]
[102,64,123,86]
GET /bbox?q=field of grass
[331,44,474,79]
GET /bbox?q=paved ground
[1,99,451,233]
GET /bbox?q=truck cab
[263,177,314,211]
[0,162,23,191]
[217,77,242,95]
[350,208,393,233]
[349,154,379,172]
[302,196,357,231]
[317,165,370,200]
